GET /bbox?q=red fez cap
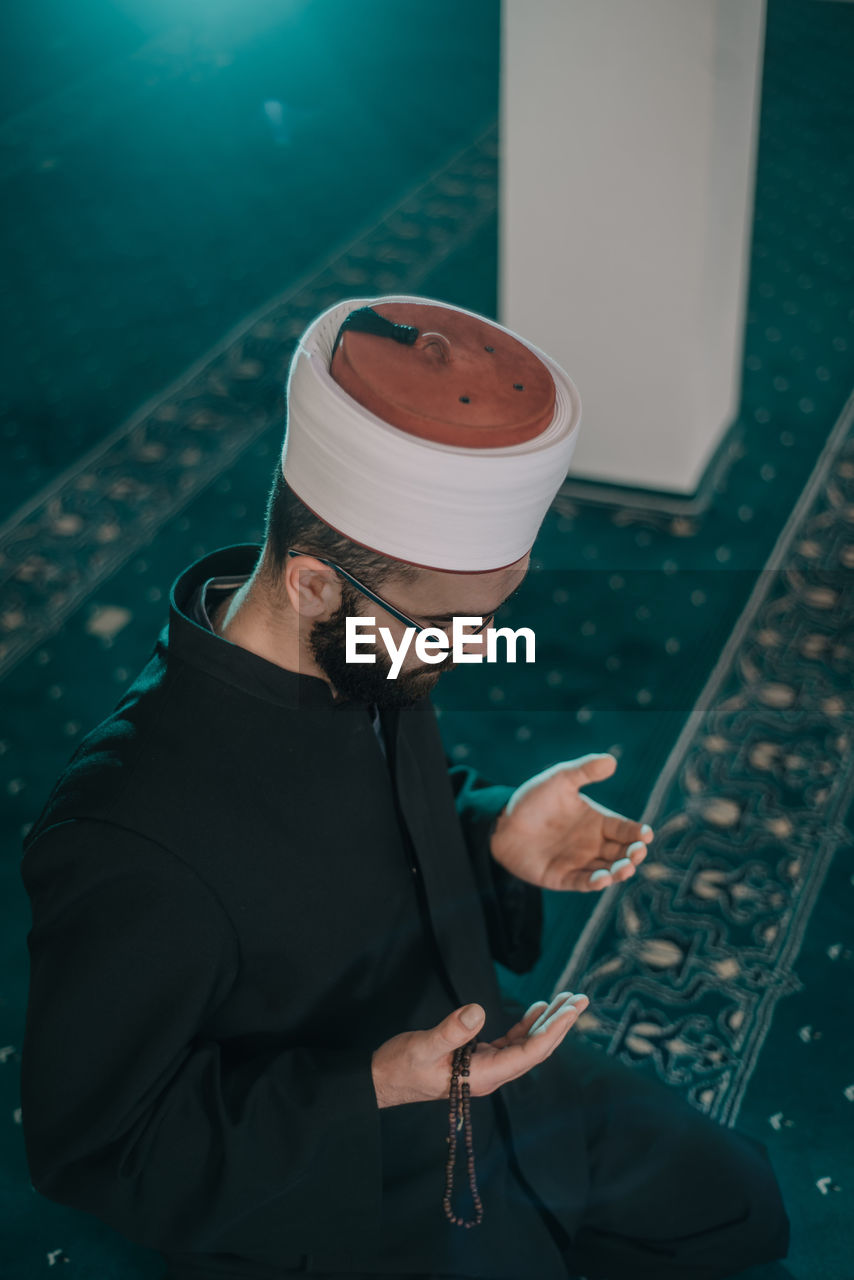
[329,301,556,448]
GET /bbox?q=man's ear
[284,555,342,621]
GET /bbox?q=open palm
[489,752,654,892]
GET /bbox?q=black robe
[19,542,579,1279]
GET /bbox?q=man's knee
[545,1038,790,1275]
[725,1135,790,1269]
[658,1129,790,1277]
[576,1079,789,1275]
[571,1142,789,1280]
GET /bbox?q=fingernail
[461,1004,482,1028]
[590,869,611,883]
[536,1006,576,1035]
[642,824,653,838]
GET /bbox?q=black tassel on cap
[330,306,419,361]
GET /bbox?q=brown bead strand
[442,1036,483,1227]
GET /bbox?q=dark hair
[259,466,424,596]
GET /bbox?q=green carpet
[1,1,853,1277]
[0,0,500,516]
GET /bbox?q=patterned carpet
[1,1,853,1277]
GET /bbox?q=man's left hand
[489,753,653,892]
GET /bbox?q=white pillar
[500,0,767,496]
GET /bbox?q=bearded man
[20,296,790,1280]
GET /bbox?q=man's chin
[369,666,448,708]
[317,649,451,707]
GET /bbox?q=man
[19,295,790,1280]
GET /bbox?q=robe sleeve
[444,757,543,974]
[19,818,382,1255]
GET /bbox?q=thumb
[564,752,618,786]
[437,1003,484,1049]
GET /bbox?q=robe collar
[167,542,346,712]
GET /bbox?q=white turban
[281,293,582,573]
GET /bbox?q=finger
[490,994,574,1055]
[590,839,635,864]
[474,997,589,1092]
[495,1001,581,1074]
[521,1000,550,1027]
[561,754,618,788]
[554,861,628,892]
[564,869,612,892]
[531,991,586,1033]
[627,840,648,864]
[611,842,648,878]
[601,814,654,846]
[528,992,587,1036]
[609,857,635,882]
[490,1001,549,1049]
[589,837,647,864]
[585,840,648,873]
[530,995,589,1040]
[548,997,591,1048]
[432,1005,485,1059]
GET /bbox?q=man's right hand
[370,992,589,1109]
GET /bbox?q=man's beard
[305,584,454,709]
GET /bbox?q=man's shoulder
[23,649,176,854]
